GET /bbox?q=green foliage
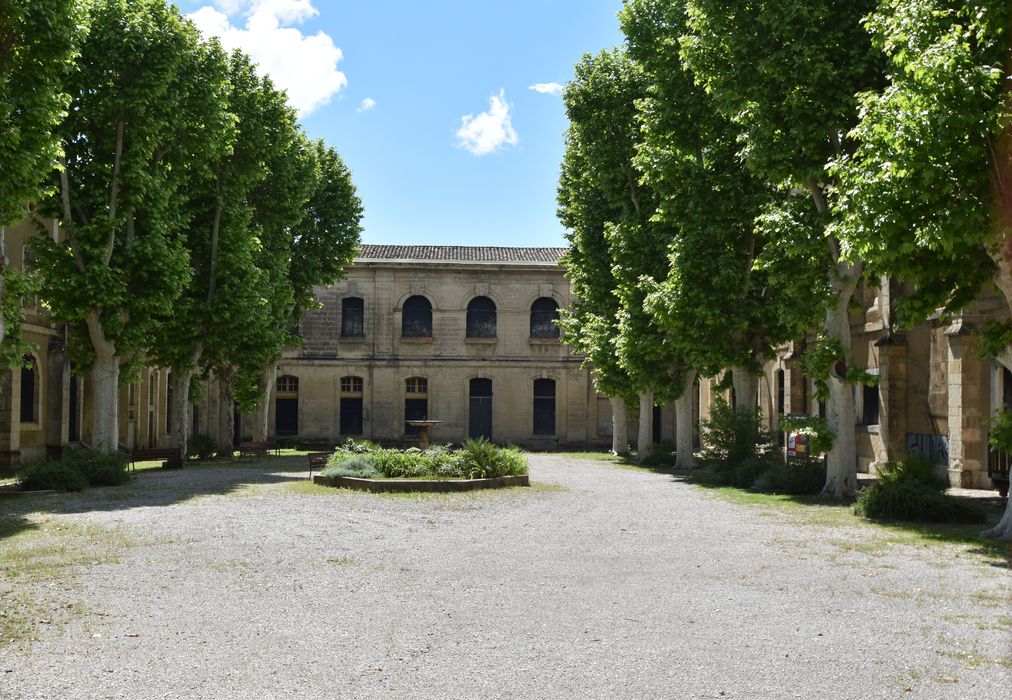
[831,0,1007,322]
[0,0,82,365]
[778,414,835,456]
[60,448,130,487]
[0,268,42,368]
[458,438,528,479]
[988,408,1012,454]
[17,462,87,493]
[855,454,985,524]
[321,455,381,479]
[322,442,527,480]
[335,438,381,454]
[697,399,778,487]
[765,457,826,495]
[187,434,216,461]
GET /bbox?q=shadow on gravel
[0,453,315,534]
[616,460,1012,566]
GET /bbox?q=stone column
[877,334,908,463]
[945,320,987,488]
[0,367,21,470]
[46,342,70,460]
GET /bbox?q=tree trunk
[676,370,697,468]
[823,267,861,498]
[252,364,276,443]
[732,368,758,410]
[611,397,628,456]
[0,227,6,349]
[636,390,653,461]
[983,239,1012,538]
[215,366,235,458]
[85,313,119,452]
[169,367,194,457]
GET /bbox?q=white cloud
[529,82,563,96]
[455,90,519,156]
[188,1,346,117]
[358,97,376,112]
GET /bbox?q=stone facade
[0,218,173,471]
[252,246,615,449]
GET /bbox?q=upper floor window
[466,297,497,338]
[340,376,364,394]
[402,295,432,338]
[530,297,560,339]
[342,297,364,337]
[406,376,428,395]
[20,355,38,423]
[277,375,299,395]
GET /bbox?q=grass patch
[655,467,1012,564]
[0,516,135,650]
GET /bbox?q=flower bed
[314,438,530,492]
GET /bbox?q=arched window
[404,377,428,436]
[530,298,560,339]
[340,376,364,435]
[342,297,364,337]
[275,375,299,435]
[533,378,556,435]
[20,355,38,423]
[466,297,497,338]
[402,296,432,338]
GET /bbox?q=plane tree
[681,0,883,496]
[558,48,684,458]
[0,0,81,365]
[32,0,230,451]
[830,0,1012,535]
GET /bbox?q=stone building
[257,245,615,449]
[0,217,173,469]
[702,278,1008,490]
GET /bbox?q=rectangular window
[862,383,880,426]
[341,297,364,337]
[533,379,556,436]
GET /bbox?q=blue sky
[179,0,626,247]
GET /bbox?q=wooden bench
[988,446,1010,499]
[238,441,268,461]
[308,452,329,478]
[130,447,183,470]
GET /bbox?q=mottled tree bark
[636,390,653,461]
[611,397,629,456]
[676,370,697,468]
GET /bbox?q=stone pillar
[46,340,71,460]
[0,367,21,470]
[945,320,987,488]
[877,334,908,463]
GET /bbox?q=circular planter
[312,473,529,493]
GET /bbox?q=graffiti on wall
[906,433,949,466]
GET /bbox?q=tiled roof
[357,245,567,264]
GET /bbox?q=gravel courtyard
[1,454,1009,699]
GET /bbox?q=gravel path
[1,454,1009,699]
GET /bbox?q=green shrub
[336,438,380,454]
[321,455,381,479]
[778,414,835,455]
[765,456,826,495]
[855,479,985,523]
[698,399,777,487]
[370,450,431,478]
[61,448,130,487]
[458,438,528,479]
[854,454,985,524]
[18,461,88,492]
[635,441,676,467]
[188,433,216,461]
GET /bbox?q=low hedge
[18,461,89,492]
[321,439,528,481]
[854,455,986,524]
[765,457,826,495]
